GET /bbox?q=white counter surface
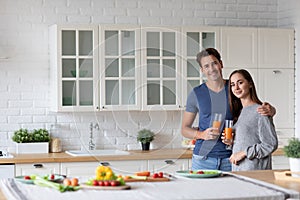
[1,172,299,200]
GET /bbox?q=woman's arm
[245,116,278,160]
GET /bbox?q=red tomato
[152,173,159,178]
[50,174,55,180]
[104,181,111,186]
[110,180,120,187]
[98,181,104,186]
[24,176,31,180]
[158,172,163,178]
[92,180,99,186]
[197,170,204,174]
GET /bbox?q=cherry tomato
[158,172,163,178]
[152,173,159,178]
[92,180,99,186]
[110,180,120,187]
[104,181,111,186]
[50,174,55,180]
[97,181,104,186]
[24,176,31,180]
[197,170,204,174]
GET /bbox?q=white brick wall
[0,0,297,153]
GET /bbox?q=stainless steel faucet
[89,122,99,150]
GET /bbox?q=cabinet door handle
[273,70,281,74]
[165,160,175,165]
[33,164,43,168]
[100,162,110,166]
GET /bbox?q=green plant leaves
[283,138,300,158]
[12,128,50,143]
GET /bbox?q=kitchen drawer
[272,155,289,170]
[15,163,60,176]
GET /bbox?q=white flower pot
[289,157,300,177]
[15,142,49,154]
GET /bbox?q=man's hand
[202,128,219,140]
[257,102,276,117]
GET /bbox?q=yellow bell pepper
[95,166,115,180]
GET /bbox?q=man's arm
[181,111,216,140]
[257,102,276,117]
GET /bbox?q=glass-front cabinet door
[49,25,98,112]
[99,25,141,110]
[141,26,181,110]
[181,27,220,108]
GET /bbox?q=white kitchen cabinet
[272,155,289,170]
[258,28,294,69]
[60,160,148,178]
[99,25,141,110]
[221,27,258,69]
[140,26,182,110]
[15,163,60,176]
[258,69,294,129]
[181,26,220,108]
[221,27,295,145]
[49,25,99,112]
[60,162,99,179]
[148,159,189,174]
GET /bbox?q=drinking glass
[225,120,233,150]
[212,113,222,135]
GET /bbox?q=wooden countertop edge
[0,148,285,164]
[0,148,193,164]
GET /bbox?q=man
[181,48,275,171]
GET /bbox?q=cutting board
[125,177,170,182]
[274,171,300,182]
[80,184,131,190]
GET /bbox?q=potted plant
[137,129,155,151]
[12,128,51,154]
[283,137,300,176]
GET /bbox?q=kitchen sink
[65,149,130,157]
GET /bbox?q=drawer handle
[273,70,281,74]
[165,160,175,165]
[33,164,43,168]
[100,162,110,166]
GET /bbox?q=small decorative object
[12,128,51,154]
[137,129,155,151]
[283,137,300,177]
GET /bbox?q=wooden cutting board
[125,177,170,182]
[80,184,131,190]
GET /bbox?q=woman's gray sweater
[232,104,278,171]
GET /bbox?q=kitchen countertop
[0,148,193,164]
[0,170,299,200]
[0,148,285,164]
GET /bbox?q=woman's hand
[221,131,234,146]
[229,151,246,165]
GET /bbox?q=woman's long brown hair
[228,69,262,123]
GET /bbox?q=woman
[225,69,278,171]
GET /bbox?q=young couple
[181,48,278,171]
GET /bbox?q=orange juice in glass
[225,120,233,140]
[212,113,222,135]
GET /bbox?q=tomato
[197,170,204,174]
[104,181,111,186]
[24,176,31,180]
[98,181,104,186]
[191,139,196,145]
[50,174,55,180]
[152,173,159,178]
[92,180,99,186]
[158,172,163,178]
[110,180,120,187]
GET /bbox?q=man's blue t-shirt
[186,81,232,158]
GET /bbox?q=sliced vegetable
[33,176,80,192]
[135,171,150,177]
